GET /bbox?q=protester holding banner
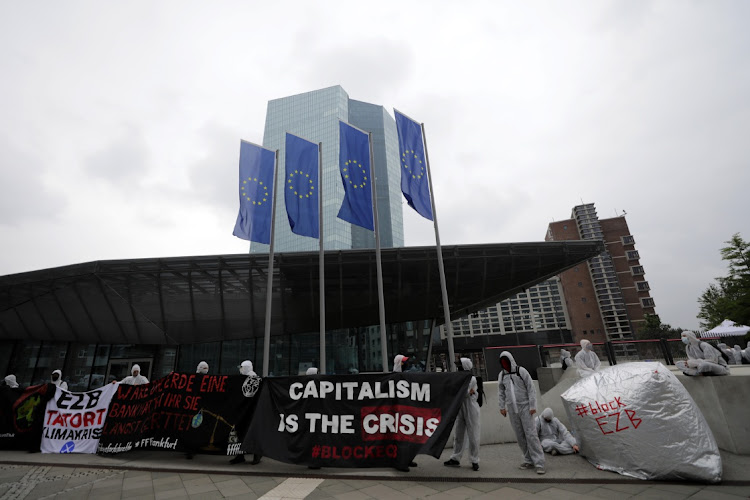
[230,361,262,466]
[3,375,19,389]
[50,370,68,391]
[120,364,149,385]
[392,354,409,373]
[393,354,417,470]
[186,362,210,459]
[444,357,480,471]
[498,351,545,475]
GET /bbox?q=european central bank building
[252,86,404,254]
[248,86,411,374]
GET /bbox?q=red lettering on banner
[595,415,613,434]
[360,404,441,443]
[614,411,629,432]
[199,375,228,393]
[183,395,201,411]
[625,409,642,428]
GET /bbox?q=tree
[636,314,682,340]
[698,233,750,329]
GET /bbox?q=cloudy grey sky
[1,1,748,330]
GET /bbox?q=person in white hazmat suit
[676,331,730,376]
[560,349,575,370]
[743,342,750,364]
[392,354,409,372]
[536,408,579,455]
[120,364,149,385]
[444,357,481,471]
[498,351,546,474]
[574,339,601,377]
[230,360,262,466]
[51,369,68,390]
[718,343,736,364]
[732,345,744,365]
[186,361,211,459]
[392,354,418,471]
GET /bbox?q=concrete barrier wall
[457,364,750,456]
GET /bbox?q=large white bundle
[561,362,721,482]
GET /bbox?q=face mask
[52,373,59,381]
[501,359,511,372]
[682,337,689,345]
[544,418,552,423]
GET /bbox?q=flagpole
[367,133,389,373]
[421,123,456,372]
[318,142,326,374]
[262,150,280,377]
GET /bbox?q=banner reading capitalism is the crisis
[241,372,471,469]
[98,373,261,455]
[41,383,119,454]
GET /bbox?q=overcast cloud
[1,1,748,330]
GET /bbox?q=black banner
[0,383,55,451]
[241,372,470,469]
[98,372,261,455]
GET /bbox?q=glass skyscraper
[251,86,404,253]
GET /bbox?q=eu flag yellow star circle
[287,169,315,199]
[401,149,425,180]
[240,177,269,206]
[343,159,368,189]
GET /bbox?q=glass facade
[251,86,404,254]
[0,321,434,386]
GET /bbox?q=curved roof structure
[0,241,603,344]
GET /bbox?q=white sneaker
[550,449,558,456]
[519,463,534,470]
[536,467,546,475]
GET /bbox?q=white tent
[700,319,750,338]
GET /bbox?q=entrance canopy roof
[0,241,604,345]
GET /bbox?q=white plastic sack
[561,362,721,482]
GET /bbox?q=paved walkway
[1,443,749,499]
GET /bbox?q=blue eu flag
[337,121,374,231]
[284,133,319,238]
[395,110,433,220]
[232,141,276,244]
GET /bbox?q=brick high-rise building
[546,203,655,343]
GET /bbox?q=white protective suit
[575,339,601,377]
[305,367,318,375]
[4,375,19,388]
[743,342,750,364]
[121,364,149,385]
[51,369,68,391]
[392,354,408,373]
[498,351,545,469]
[560,349,575,370]
[239,360,257,377]
[732,345,744,365]
[536,408,578,455]
[448,358,481,466]
[718,343,736,364]
[676,331,730,376]
[196,361,209,374]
